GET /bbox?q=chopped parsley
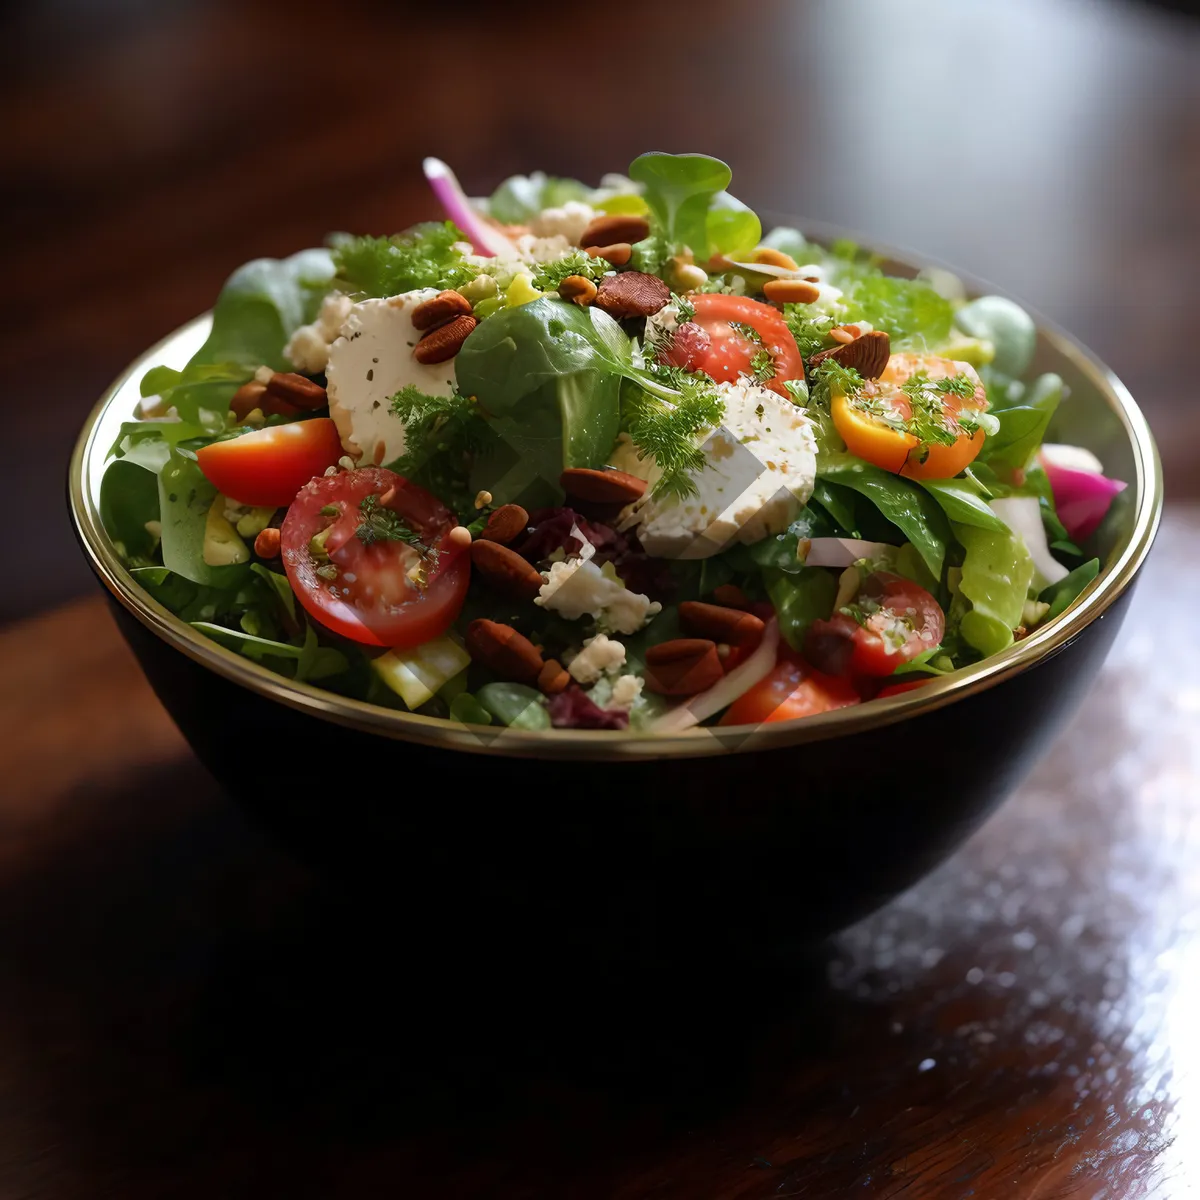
[728,320,764,346]
[750,347,776,384]
[331,222,476,298]
[671,292,696,324]
[626,374,725,502]
[783,306,839,359]
[355,493,425,549]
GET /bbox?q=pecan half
[479,503,529,546]
[560,467,647,506]
[411,289,473,332]
[679,601,765,649]
[413,314,478,365]
[266,372,328,409]
[809,330,891,380]
[644,639,724,696]
[594,272,671,319]
[752,247,800,271]
[585,242,632,267]
[579,214,650,248]
[469,540,544,602]
[537,658,570,696]
[558,275,598,306]
[466,619,544,684]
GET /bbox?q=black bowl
[69,247,1161,955]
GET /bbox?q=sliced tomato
[663,294,804,397]
[280,468,469,648]
[719,649,860,725]
[804,572,944,678]
[829,354,987,480]
[196,418,343,507]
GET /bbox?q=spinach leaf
[953,521,1035,655]
[765,567,837,650]
[706,191,762,256]
[818,453,951,577]
[157,449,249,588]
[193,621,348,681]
[455,297,628,504]
[919,476,1009,531]
[475,683,551,730]
[110,417,210,470]
[628,152,742,257]
[980,373,1062,470]
[100,460,160,561]
[810,479,860,536]
[1039,558,1100,621]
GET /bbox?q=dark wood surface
[2,0,1199,1195]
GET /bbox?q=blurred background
[1,0,1196,625]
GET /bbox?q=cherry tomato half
[804,572,945,678]
[281,468,469,648]
[196,417,344,507]
[719,649,860,726]
[661,294,804,398]
[830,354,987,480]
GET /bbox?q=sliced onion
[422,157,514,258]
[1040,454,1126,544]
[650,619,780,734]
[803,537,895,568]
[990,496,1068,586]
[1040,442,1104,476]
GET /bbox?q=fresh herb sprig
[626,375,725,502]
[356,493,429,552]
[331,222,476,298]
[530,250,613,292]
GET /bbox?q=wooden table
[3,0,1198,1195]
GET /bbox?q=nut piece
[537,658,570,696]
[469,539,544,602]
[558,275,598,306]
[644,639,724,697]
[679,601,765,649]
[585,242,633,267]
[560,467,647,505]
[753,247,800,271]
[594,271,672,319]
[413,314,478,365]
[829,325,859,345]
[809,330,891,380]
[253,527,281,559]
[466,619,544,684]
[763,278,821,305]
[411,289,473,332]
[266,372,328,410]
[579,214,651,248]
[480,503,529,546]
[231,381,271,421]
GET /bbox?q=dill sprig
[900,371,967,449]
[728,320,764,346]
[783,305,838,359]
[531,250,612,292]
[671,292,696,324]
[750,348,776,384]
[356,493,429,552]
[626,375,725,502]
[389,385,490,472]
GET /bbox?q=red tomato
[196,418,343,507]
[804,572,944,678]
[664,294,804,397]
[719,650,860,726]
[280,468,469,649]
[875,678,935,699]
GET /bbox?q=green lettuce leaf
[919,476,1009,531]
[1039,558,1101,621]
[980,373,1062,471]
[765,567,837,650]
[330,223,471,298]
[953,521,1035,655]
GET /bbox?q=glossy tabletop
[2,0,1199,1196]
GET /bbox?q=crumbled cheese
[536,556,662,635]
[609,674,644,709]
[323,290,456,465]
[609,378,818,559]
[567,634,626,684]
[284,292,354,374]
[254,364,276,384]
[529,201,597,244]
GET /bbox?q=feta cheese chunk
[284,292,354,375]
[567,634,626,684]
[536,558,662,635]
[324,290,456,465]
[610,379,818,560]
[529,201,597,244]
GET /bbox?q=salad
[99,152,1126,734]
